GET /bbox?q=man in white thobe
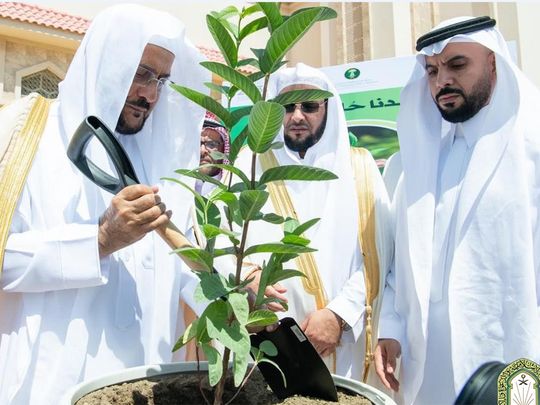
[230,64,393,380]
[375,16,540,404]
[0,4,208,404]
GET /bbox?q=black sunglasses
[284,100,327,114]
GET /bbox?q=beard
[116,98,151,135]
[285,110,328,154]
[435,72,493,123]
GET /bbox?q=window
[21,70,61,98]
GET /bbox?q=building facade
[1,2,540,107]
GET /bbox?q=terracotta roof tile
[0,1,90,34]
[0,2,257,74]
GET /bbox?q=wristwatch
[331,310,351,332]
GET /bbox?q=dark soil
[76,367,372,405]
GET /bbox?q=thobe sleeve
[377,262,404,344]
[326,247,365,342]
[1,189,110,293]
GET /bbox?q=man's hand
[374,338,401,392]
[98,185,171,257]
[300,308,342,358]
[246,268,288,312]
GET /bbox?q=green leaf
[237,58,260,69]
[209,189,237,205]
[259,165,337,184]
[239,16,269,41]
[258,357,287,387]
[201,224,238,240]
[246,309,278,327]
[213,246,237,258]
[172,247,213,272]
[228,292,249,325]
[283,218,300,234]
[261,213,287,224]
[268,269,306,285]
[258,2,283,33]
[171,84,233,127]
[281,234,310,246]
[272,89,334,105]
[207,14,238,67]
[233,351,249,387]
[231,106,253,125]
[229,182,249,194]
[239,190,269,221]
[241,3,262,18]
[260,7,337,73]
[161,177,206,210]
[172,318,199,352]
[228,128,248,164]
[200,61,262,104]
[215,5,239,19]
[291,217,320,236]
[269,141,284,150]
[260,297,288,311]
[259,340,278,356]
[204,163,251,188]
[175,168,227,190]
[244,243,316,256]
[247,101,285,153]
[208,151,228,161]
[248,70,266,83]
[250,48,266,62]
[194,272,230,301]
[201,343,223,386]
[204,82,231,95]
[206,317,250,355]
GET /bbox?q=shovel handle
[155,221,208,272]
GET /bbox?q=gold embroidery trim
[350,147,380,382]
[259,151,327,310]
[0,95,52,273]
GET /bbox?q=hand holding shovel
[67,115,205,271]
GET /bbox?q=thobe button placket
[431,132,468,302]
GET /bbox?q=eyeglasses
[284,100,327,114]
[201,140,223,151]
[132,65,170,92]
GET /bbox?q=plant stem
[225,364,259,405]
[250,152,257,190]
[262,74,270,100]
[235,219,250,284]
[213,348,231,405]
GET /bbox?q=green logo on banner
[344,68,360,80]
[498,358,540,404]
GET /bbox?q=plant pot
[61,361,396,405]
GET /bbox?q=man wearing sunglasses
[231,63,393,381]
[282,99,328,158]
[0,4,209,404]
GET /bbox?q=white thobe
[220,145,392,381]
[416,126,473,405]
[0,103,201,405]
[381,101,540,405]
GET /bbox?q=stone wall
[1,37,73,102]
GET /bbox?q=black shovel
[67,116,339,402]
[67,115,204,271]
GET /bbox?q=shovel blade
[251,317,338,402]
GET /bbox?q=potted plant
[62,3,397,405]
[168,4,341,404]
